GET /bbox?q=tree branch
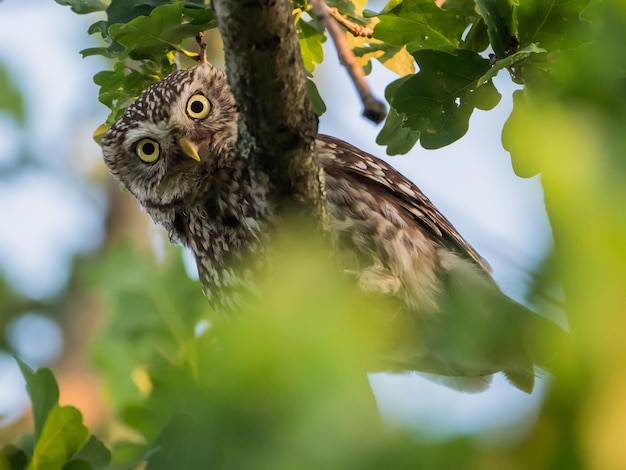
[326,5,373,38]
[310,0,386,123]
[212,0,326,227]
[195,32,208,64]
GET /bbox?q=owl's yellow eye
[135,138,160,163]
[186,94,211,119]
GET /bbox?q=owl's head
[101,63,237,207]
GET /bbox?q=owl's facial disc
[101,63,238,206]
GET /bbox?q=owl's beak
[178,137,201,162]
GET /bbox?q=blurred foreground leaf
[145,413,223,470]
[501,4,626,467]
[83,243,207,409]
[0,66,25,124]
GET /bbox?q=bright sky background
[0,0,553,438]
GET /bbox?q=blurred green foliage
[0,66,25,125]
[83,245,208,409]
[0,233,571,468]
[501,1,626,468]
[1,236,417,469]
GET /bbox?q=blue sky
[0,0,553,438]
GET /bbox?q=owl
[102,63,566,393]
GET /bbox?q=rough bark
[212,0,327,227]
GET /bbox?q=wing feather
[317,134,491,274]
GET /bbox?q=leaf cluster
[0,360,111,470]
[370,0,592,152]
[290,0,593,152]
[55,0,215,141]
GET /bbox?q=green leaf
[92,123,110,145]
[377,74,420,154]
[108,3,215,59]
[16,359,59,443]
[298,19,325,72]
[390,49,501,149]
[349,35,415,76]
[442,0,480,18]
[367,0,403,17]
[28,406,89,470]
[476,43,546,86]
[516,0,591,51]
[328,0,369,20]
[93,65,159,110]
[460,16,490,53]
[71,436,112,470]
[91,59,172,128]
[81,20,125,58]
[106,0,170,25]
[15,365,100,469]
[373,44,416,76]
[373,0,467,53]
[54,0,110,14]
[307,78,326,116]
[475,0,515,59]
[376,107,420,155]
[0,66,25,124]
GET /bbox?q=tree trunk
[212,0,328,229]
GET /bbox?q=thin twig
[195,32,209,64]
[326,6,373,38]
[310,0,386,123]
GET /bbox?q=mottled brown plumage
[101,63,565,393]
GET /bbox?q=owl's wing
[316,134,491,274]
